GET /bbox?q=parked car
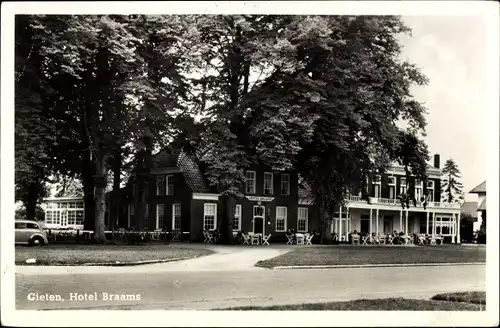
[15,220,49,246]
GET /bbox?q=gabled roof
[478,198,486,211]
[150,149,210,193]
[470,181,486,194]
[461,201,478,217]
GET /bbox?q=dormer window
[264,172,273,195]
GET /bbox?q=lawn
[256,245,486,268]
[15,244,214,266]
[218,294,486,311]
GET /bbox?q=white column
[432,213,436,238]
[339,206,343,242]
[405,210,409,236]
[451,214,456,243]
[457,212,461,244]
[426,211,429,235]
[346,207,350,241]
[376,209,379,236]
[399,210,403,233]
[369,208,373,242]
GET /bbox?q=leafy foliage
[441,159,464,203]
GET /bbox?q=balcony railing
[346,196,461,209]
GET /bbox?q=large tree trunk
[111,150,121,231]
[25,183,38,221]
[82,147,95,231]
[93,152,109,243]
[220,194,235,245]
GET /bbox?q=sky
[398,16,487,201]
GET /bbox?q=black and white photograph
[1,1,499,327]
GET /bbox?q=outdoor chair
[352,234,360,245]
[204,230,214,244]
[361,235,370,245]
[378,234,387,245]
[285,233,295,245]
[296,233,305,245]
[251,233,260,245]
[387,235,395,245]
[242,233,251,245]
[417,234,426,245]
[262,233,271,246]
[305,234,313,245]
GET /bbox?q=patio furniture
[203,230,214,244]
[171,230,181,241]
[296,233,305,245]
[251,233,261,245]
[361,235,370,245]
[262,233,271,246]
[305,234,313,246]
[371,233,379,245]
[417,234,427,245]
[285,233,295,245]
[351,234,360,245]
[242,233,251,245]
[387,235,395,245]
[378,234,387,245]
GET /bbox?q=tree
[441,159,464,203]
[54,176,84,197]
[15,205,45,222]
[15,15,56,220]
[29,15,197,242]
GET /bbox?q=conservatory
[43,197,85,229]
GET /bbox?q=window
[156,176,166,195]
[166,175,174,195]
[297,207,308,232]
[415,179,423,201]
[144,204,149,229]
[373,175,381,198]
[172,203,181,231]
[281,174,290,195]
[15,222,27,229]
[245,171,256,194]
[400,177,407,195]
[276,206,287,232]
[75,211,84,225]
[427,180,435,201]
[128,204,135,228]
[253,205,265,217]
[26,222,39,229]
[68,211,77,226]
[156,204,165,229]
[263,172,273,195]
[388,176,396,199]
[204,203,217,231]
[233,205,242,231]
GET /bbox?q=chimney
[433,154,440,169]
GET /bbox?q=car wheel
[30,236,45,247]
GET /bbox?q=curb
[18,257,190,267]
[271,262,486,270]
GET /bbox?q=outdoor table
[295,233,305,245]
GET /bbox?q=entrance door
[383,216,393,233]
[60,210,68,228]
[253,205,265,234]
[360,219,369,234]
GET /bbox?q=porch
[331,196,461,244]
